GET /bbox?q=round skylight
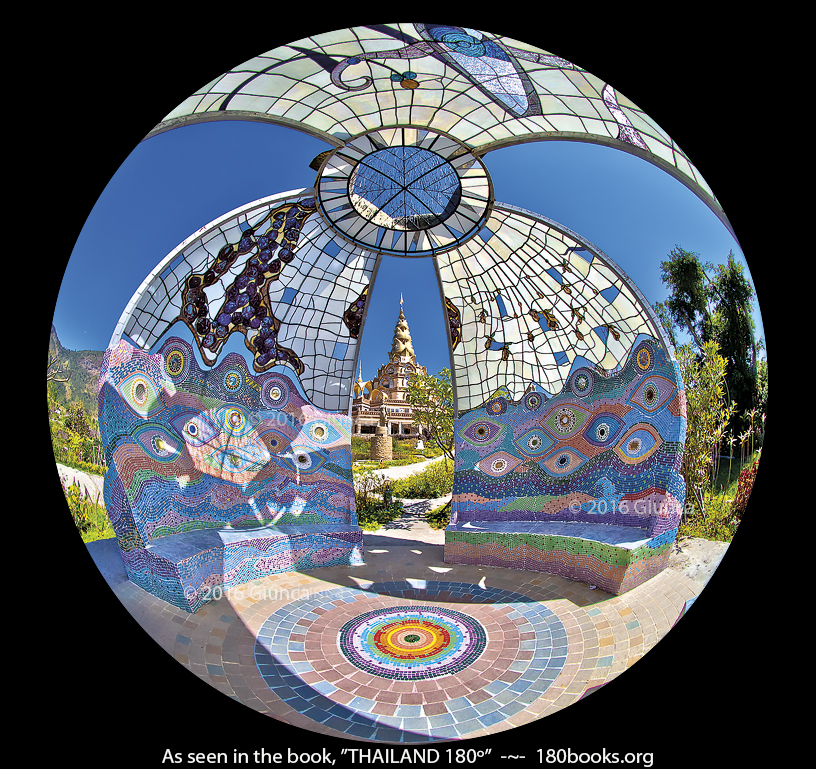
[315,127,492,257]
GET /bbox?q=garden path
[353,453,448,484]
[55,462,105,505]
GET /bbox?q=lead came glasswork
[95,22,704,742]
[315,127,492,257]
[149,23,725,235]
[349,146,462,230]
[105,21,690,602]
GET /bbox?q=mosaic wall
[98,336,363,611]
[97,23,695,605]
[117,191,378,413]
[446,336,686,593]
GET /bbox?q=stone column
[370,405,393,461]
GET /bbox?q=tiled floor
[95,538,703,744]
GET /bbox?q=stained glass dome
[113,23,728,414]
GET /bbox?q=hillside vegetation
[48,326,106,472]
[47,325,105,417]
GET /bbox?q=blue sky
[53,118,762,394]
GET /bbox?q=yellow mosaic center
[374,619,451,660]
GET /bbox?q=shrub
[351,436,370,461]
[354,472,404,531]
[391,459,453,499]
[393,438,415,454]
[678,491,738,543]
[63,481,115,542]
[352,456,424,479]
[356,500,404,531]
[426,502,451,530]
[731,459,759,519]
[676,341,736,518]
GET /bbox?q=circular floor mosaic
[254,581,568,742]
[339,606,487,681]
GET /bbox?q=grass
[711,449,760,497]
[391,458,454,499]
[63,480,116,543]
[426,501,451,530]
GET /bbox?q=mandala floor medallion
[254,581,569,741]
[338,606,487,681]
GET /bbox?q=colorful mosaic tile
[446,337,686,594]
[99,336,363,612]
[339,606,487,681]
[99,24,693,613]
[253,581,569,741]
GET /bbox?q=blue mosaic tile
[252,581,569,741]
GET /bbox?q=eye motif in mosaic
[452,338,686,530]
[330,24,575,120]
[99,337,355,542]
[178,198,317,375]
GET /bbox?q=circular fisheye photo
[49,19,767,761]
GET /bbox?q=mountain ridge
[47,324,106,418]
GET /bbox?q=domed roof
[113,23,695,414]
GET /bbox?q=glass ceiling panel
[118,24,698,417]
[112,189,378,412]
[434,204,664,414]
[146,23,725,232]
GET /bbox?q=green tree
[755,357,768,441]
[65,402,91,438]
[406,368,455,466]
[676,341,736,519]
[652,300,679,353]
[47,351,70,383]
[659,246,710,351]
[704,252,758,435]
[660,246,762,438]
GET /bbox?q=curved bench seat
[445,337,686,595]
[444,520,676,595]
[123,524,363,613]
[99,337,364,613]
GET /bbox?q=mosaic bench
[444,337,686,595]
[99,337,364,613]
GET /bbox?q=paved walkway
[56,462,105,504]
[353,454,448,485]
[363,496,449,546]
[86,496,727,744]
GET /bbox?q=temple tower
[351,296,427,439]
